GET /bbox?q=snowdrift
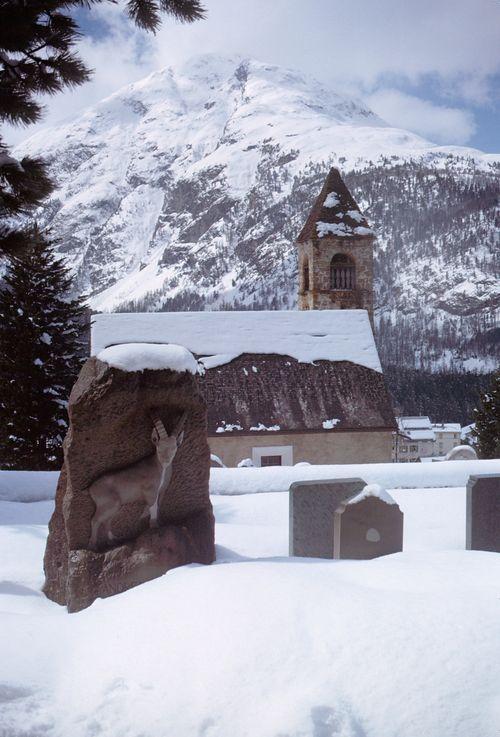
[1,485,500,736]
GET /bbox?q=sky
[7,0,500,151]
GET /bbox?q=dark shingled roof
[296,167,373,243]
[197,353,396,436]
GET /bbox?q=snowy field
[1,469,500,736]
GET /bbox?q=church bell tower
[295,168,374,320]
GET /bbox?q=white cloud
[453,75,493,107]
[367,89,477,144]
[149,0,500,100]
[5,4,155,145]
[3,0,499,147]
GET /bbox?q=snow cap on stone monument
[296,167,374,242]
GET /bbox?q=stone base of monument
[466,474,500,553]
[43,344,216,612]
[333,486,403,560]
[57,508,214,613]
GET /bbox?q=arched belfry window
[330,253,355,290]
[303,259,310,292]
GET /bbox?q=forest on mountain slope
[114,158,499,423]
[347,160,499,370]
[383,365,492,426]
[118,157,498,376]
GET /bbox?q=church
[296,167,375,316]
[91,168,396,467]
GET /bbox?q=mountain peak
[12,54,499,375]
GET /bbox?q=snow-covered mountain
[16,54,500,371]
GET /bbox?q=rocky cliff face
[16,54,500,370]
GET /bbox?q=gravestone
[289,478,366,558]
[445,445,477,461]
[43,344,215,612]
[466,474,500,552]
[333,485,403,559]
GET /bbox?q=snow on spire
[296,167,374,242]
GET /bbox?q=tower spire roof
[296,167,373,243]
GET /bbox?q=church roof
[296,167,374,243]
[91,310,382,373]
[91,310,394,435]
[199,354,395,435]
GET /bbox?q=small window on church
[331,253,355,290]
[303,260,310,292]
[260,455,282,467]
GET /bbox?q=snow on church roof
[296,167,373,243]
[91,310,382,373]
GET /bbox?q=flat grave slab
[466,474,500,553]
[289,478,365,558]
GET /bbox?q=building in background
[394,416,435,462]
[461,423,477,447]
[432,423,462,456]
[394,416,462,462]
[90,169,396,467]
[91,311,396,467]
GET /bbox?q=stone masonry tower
[296,168,374,319]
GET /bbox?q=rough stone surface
[289,478,365,558]
[200,354,395,433]
[297,236,374,318]
[333,495,403,559]
[65,508,214,612]
[43,356,214,611]
[466,474,500,553]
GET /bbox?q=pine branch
[126,0,205,30]
[160,0,206,22]
[0,226,88,468]
[126,0,161,30]
[1,151,54,214]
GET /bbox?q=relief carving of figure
[88,411,187,549]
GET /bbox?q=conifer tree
[472,372,500,459]
[0,228,86,469]
[0,0,205,254]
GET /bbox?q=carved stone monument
[333,484,403,559]
[43,344,215,612]
[466,474,500,552]
[289,478,366,558]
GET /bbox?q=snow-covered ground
[0,470,58,502]
[210,458,500,494]
[1,466,500,737]
[3,457,499,502]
